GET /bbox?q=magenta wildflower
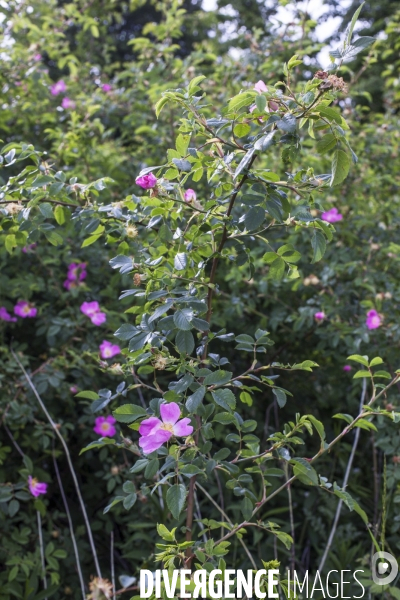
[139,402,193,455]
[135,173,157,189]
[0,307,17,322]
[93,415,117,437]
[70,385,78,394]
[22,243,37,253]
[366,309,382,330]
[14,301,37,318]
[343,365,352,372]
[102,83,112,92]
[321,207,343,223]
[33,53,42,61]
[254,80,267,93]
[314,311,326,321]
[28,476,48,497]
[80,301,106,325]
[67,263,87,282]
[184,189,196,203]
[50,79,66,96]
[61,97,76,109]
[99,340,121,359]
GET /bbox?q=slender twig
[196,483,257,569]
[52,449,86,599]
[37,511,47,598]
[285,462,296,572]
[111,531,116,600]
[11,349,102,579]
[3,424,24,457]
[318,377,367,572]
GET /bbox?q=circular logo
[372,551,398,586]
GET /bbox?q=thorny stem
[12,349,102,579]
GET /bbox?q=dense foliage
[0,1,400,599]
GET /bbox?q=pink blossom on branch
[184,189,196,203]
[102,83,112,92]
[343,365,352,372]
[139,402,193,454]
[14,301,37,318]
[314,311,326,321]
[91,312,107,326]
[61,97,76,110]
[99,340,121,359]
[93,415,117,437]
[0,307,17,322]
[80,301,106,325]
[366,309,382,330]
[28,476,47,497]
[67,263,87,282]
[321,207,343,223]
[135,173,157,189]
[254,80,267,93]
[50,79,66,96]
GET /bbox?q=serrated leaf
[244,206,265,231]
[166,484,187,520]
[316,133,337,155]
[175,330,195,355]
[174,252,187,271]
[276,113,296,133]
[254,130,276,151]
[204,370,233,386]
[173,308,193,331]
[273,388,287,408]
[113,404,147,423]
[330,149,350,186]
[211,389,236,411]
[269,257,285,280]
[311,230,326,263]
[233,148,255,180]
[347,354,369,367]
[241,497,253,520]
[353,370,371,379]
[186,386,205,412]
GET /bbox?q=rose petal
[139,430,171,454]
[139,417,162,436]
[160,402,181,426]
[173,417,193,437]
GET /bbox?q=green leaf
[174,252,187,271]
[130,459,148,474]
[316,133,337,155]
[269,257,285,279]
[346,2,365,46]
[174,308,193,331]
[333,413,353,424]
[254,131,276,151]
[307,415,326,442]
[155,96,170,118]
[113,404,147,423]
[157,523,176,542]
[347,354,369,367]
[272,388,287,408]
[186,386,205,412]
[54,205,66,225]
[234,148,255,180]
[353,370,371,379]
[245,206,265,231]
[369,357,383,367]
[123,493,138,510]
[311,230,326,263]
[166,484,187,520]
[175,330,195,354]
[241,497,253,520]
[75,390,100,400]
[203,370,233,386]
[255,94,266,112]
[211,389,236,411]
[330,149,350,186]
[213,412,236,424]
[176,134,190,157]
[233,123,251,138]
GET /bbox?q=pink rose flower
[93,415,117,437]
[135,173,157,189]
[61,97,76,109]
[50,79,66,96]
[14,301,37,318]
[366,309,381,330]
[91,312,107,326]
[99,340,121,359]
[102,83,112,92]
[67,263,87,282]
[184,189,196,202]
[0,307,17,322]
[28,476,48,497]
[139,402,193,454]
[321,207,343,223]
[343,365,352,372]
[314,311,326,321]
[254,80,267,93]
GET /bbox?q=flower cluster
[99,340,121,359]
[139,402,193,454]
[64,262,87,290]
[80,301,106,326]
